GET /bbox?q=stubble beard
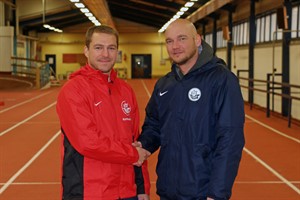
[173,48,197,66]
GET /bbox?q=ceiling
[15,0,212,34]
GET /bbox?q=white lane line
[244,147,300,195]
[235,181,300,184]
[245,114,300,144]
[0,182,60,185]
[0,130,61,194]
[0,91,52,114]
[3,180,299,186]
[0,77,33,88]
[0,102,56,137]
[141,80,151,98]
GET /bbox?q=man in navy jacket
[136,19,245,200]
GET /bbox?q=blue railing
[11,57,50,89]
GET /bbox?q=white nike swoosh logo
[159,91,168,96]
[94,101,102,106]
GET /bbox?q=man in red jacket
[56,25,150,200]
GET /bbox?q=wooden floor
[0,79,299,200]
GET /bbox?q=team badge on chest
[188,88,201,102]
[121,101,131,116]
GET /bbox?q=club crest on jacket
[121,100,131,116]
[188,88,201,102]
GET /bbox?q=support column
[248,0,256,107]
[281,0,292,116]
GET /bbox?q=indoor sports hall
[1,0,299,199]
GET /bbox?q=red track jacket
[56,64,150,200]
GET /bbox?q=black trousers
[118,197,138,200]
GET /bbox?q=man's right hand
[132,142,150,166]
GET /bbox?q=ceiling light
[43,24,50,28]
[85,12,93,17]
[176,11,184,16]
[184,2,194,7]
[43,2,63,33]
[180,7,189,12]
[93,21,101,26]
[80,8,89,13]
[75,3,85,8]
[89,16,96,21]
[158,0,197,32]
[70,1,101,26]
[54,28,63,33]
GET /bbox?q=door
[45,54,56,76]
[131,54,151,78]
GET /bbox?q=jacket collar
[70,64,117,83]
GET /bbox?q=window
[265,15,271,42]
[291,6,299,38]
[270,13,277,41]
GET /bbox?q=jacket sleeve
[207,71,245,200]
[56,81,139,165]
[131,88,151,195]
[138,84,161,154]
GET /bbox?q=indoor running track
[0,79,299,200]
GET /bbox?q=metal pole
[42,0,45,24]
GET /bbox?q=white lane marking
[0,182,60,185]
[245,114,300,144]
[0,91,52,114]
[141,80,151,98]
[0,130,61,194]
[0,77,33,88]
[244,147,300,195]
[0,102,56,137]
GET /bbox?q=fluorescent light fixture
[75,3,85,8]
[54,28,63,32]
[176,11,184,16]
[43,24,63,33]
[43,24,50,28]
[80,8,89,13]
[70,1,101,27]
[185,2,194,7]
[180,7,189,12]
[173,15,180,19]
[158,0,197,32]
[93,21,101,26]
[85,12,93,17]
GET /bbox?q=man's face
[165,24,200,66]
[84,32,118,74]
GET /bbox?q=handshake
[132,141,151,167]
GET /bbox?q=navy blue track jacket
[138,41,245,200]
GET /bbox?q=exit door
[131,54,151,78]
[45,54,56,76]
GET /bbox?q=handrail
[238,76,300,127]
[10,57,50,89]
